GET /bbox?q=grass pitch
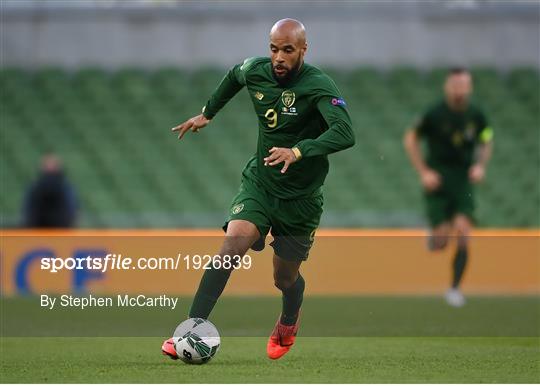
[1,296,539,383]
[1,337,538,383]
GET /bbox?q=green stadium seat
[0,66,537,227]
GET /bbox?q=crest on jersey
[281,90,295,108]
[254,91,264,101]
[232,203,244,215]
[452,131,463,146]
[465,122,476,141]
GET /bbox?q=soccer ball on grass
[173,318,220,364]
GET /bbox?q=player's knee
[429,222,450,251]
[222,220,260,256]
[456,230,470,249]
[219,238,251,258]
[428,242,445,252]
[429,242,447,251]
[456,236,468,249]
[273,273,297,291]
[454,216,471,248]
[428,234,449,251]
[455,223,471,239]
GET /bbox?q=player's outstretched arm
[171,114,211,140]
[403,129,441,192]
[171,59,251,140]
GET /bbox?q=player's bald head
[269,19,307,85]
[270,18,306,46]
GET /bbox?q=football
[173,318,221,364]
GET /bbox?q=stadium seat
[0,66,537,227]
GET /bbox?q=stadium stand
[0,67,538,227]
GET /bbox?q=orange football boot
[266,314,300,360]
[161,338,178,360]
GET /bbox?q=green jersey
[202,57,355,199]
[415,100,493,170]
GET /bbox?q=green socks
[280,274,305,325]
[189,268,305,325]
[452,246,468,289]
[189,268,232,319]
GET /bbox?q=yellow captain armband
[291,147,302,161]
[480,126,494,143]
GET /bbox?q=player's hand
[171,114,211,140]
[420,168,442,192]
[263,147,298,174]
[469,164,485,184]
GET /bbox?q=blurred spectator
[22,154,78,228]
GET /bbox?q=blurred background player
[22,154,78,228]
[403,68,493,307]
[162,18,354,360]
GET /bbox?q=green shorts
[425,169,475,227]
[224,177,323,261]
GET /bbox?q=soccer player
[403,68,493,307]
[161,19,355,360]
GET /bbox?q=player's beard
[272,58,302,86]
[449,95,469,111]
